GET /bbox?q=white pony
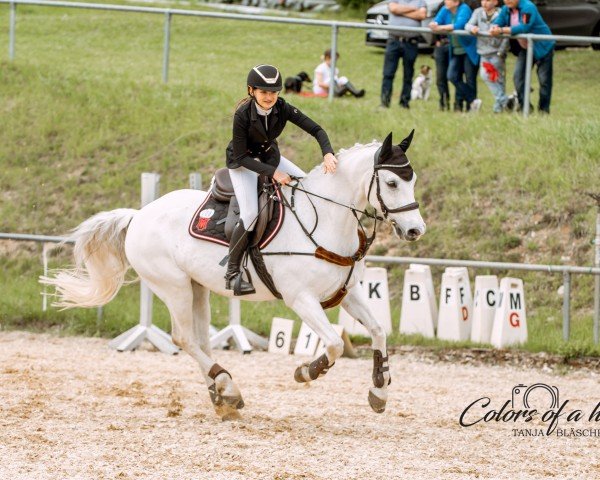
[42,131,426,420]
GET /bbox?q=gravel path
[0,331,598,480]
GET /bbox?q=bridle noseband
[367,146,420,220]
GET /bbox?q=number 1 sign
[268,317,294,355]
[293,322,320,356]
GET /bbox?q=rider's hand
[470,26,479,35]
[273,170,292,185]
[323,153,338,174]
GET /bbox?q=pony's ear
[399,129,415,152]
[379,132,393,162]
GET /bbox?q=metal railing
[2,0,600,115]
[365,255,600,344]
[2,231,599,343]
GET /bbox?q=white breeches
[228,155,306,231]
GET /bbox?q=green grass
[0,3,599,355]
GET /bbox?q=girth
[255,229,368,309]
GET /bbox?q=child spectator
[466,0,509,113]
[430,0,480,112]
[313,49,365,98]
[490,0,555,113]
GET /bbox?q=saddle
[189,168,284,249]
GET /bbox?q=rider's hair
[234,96,252,112]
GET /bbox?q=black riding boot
[344,81,365,98]
[225,221,255,295]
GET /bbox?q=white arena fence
[2,229,599,345]
[2,0,600,116]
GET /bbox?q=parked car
[365,0,443,49]
[535,0,600,49]
[365,0,600,50]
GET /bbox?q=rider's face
[249,88,279,109]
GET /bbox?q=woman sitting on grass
[313,49,366,98]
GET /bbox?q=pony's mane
[305,140,382,177]
[336,140,381,157]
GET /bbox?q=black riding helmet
[247,64,282,92]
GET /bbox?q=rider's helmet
[247,64,282,92]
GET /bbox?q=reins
[258,147,420,306]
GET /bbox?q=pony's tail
[40,208,138,309]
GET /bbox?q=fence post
[327,23,338,103]
[189,172,202,190]
[523,35,534,118]
[562,271,571,341]
[594,201,600,345]
[9,1,16,61]
[162,11,172,83]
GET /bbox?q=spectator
[430,0,481,112]
[466,0,510,113]
[490,0,555,113]
[380,0,427,109]
[313,49,365,98]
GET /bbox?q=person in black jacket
[224,64,338,295]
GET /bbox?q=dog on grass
[284,71,312,94]
[410,65,432,101]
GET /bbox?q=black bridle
[366,146,420,220]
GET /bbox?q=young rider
[224,64,338,295]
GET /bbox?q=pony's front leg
[289,291,345,383]
[341,284,391,413]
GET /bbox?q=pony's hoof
[209,373,244,418]
[214,395,244,420]
[294,363,311,383]
[220,408,243,422]
[368,387,387,413]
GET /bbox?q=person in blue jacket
[490,0,555,113]
[430,0,480,112]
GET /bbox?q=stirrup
[225,272,255,296]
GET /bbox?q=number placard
[293,322,320,356]
[268,317,294,355]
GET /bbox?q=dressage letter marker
[339,267,392,336]
[268,317,294,355]
[294,322,320,356]
[470,275,499,344]
[490,278,528,348]
[399,264,437,337]
[436,268,473,341]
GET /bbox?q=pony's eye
[386,180,398,188]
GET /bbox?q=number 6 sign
[268,317,294,355]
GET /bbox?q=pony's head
[368,131,426,242]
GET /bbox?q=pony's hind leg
[146,277,244,420]
[289,291,345,383]
[341,284,390,413]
